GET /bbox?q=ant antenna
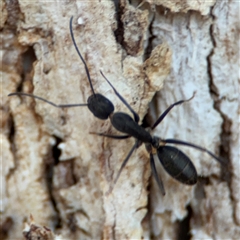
[69,16,95,96]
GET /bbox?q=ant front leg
[8,93,88,108]
[8,92,113,120]
[100,70,140,123]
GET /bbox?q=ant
[8,17,225,196]
[8,16,114,120]
[91,73,226,195]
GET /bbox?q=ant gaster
[8,16,114,120]
[91,73,225,195]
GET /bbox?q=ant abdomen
[157,146,198,185]
[87,93,114,120]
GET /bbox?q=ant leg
[150,153,165,195]
[70,16,95,96]
[89,132,130,139]
[151,92,196,130]
[8,93,88,108]
[100,70,140,123]
[161,138,226,165]
[107,140,141,195]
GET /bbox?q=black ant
[91,73,226,195]
[8,16,114,120]
[8,17,225,196]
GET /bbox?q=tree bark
[2,0,239,239]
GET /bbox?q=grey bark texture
[1,0,239,239]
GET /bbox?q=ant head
[87,93,114,120]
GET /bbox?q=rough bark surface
[1,0,239,239]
